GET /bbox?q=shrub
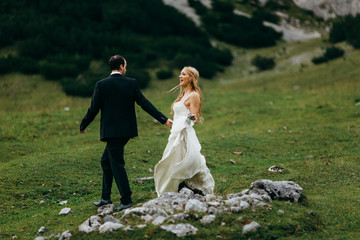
[0,56,16,74]
[329,15,360,48]
[312,46,344,64]
[188,0,208,15]
[61,77,96,97]
[0,0,234,95]
[252,9,280,24]
[251,55,275,70]
[329,20,346,43]
[40,62,78,80]
[212,0,234,13]
[127,67,151,89]
[156,69,173,80]
[324,46,344,59]
[18,57,39,74]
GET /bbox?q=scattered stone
[34,237,47,240]
[268,165,284,172]
[152,216,167,225]
[99,222,124,233]
[49,233,60,238]
[161,224,198,237]
[242,221,262,234]
[78,215,102,233]
[278,210,284,215]
[184,199,207,213]
[135,177,154,183]
[253,202,271,208]
[205,194,216,202]
[227,189,249,199]
[37,226,47,234]
[123,226,133,231]
[230,159,236,164]
[97,204,115,216]
[168,213,190,223]
[136,224,146,229]
[59,208,73,215]
[141,214,154,223]
[59,230,72,240]
[308,210,315,216]
[237,216,243,221]
[248,189,272,202]
[12,236,17,239]
[250,179,303,203]
[39,200,45,205]
[221,222,226,226]
[179,188,195,199]
[59,201,67,206]
[104,215,121,224]
[200,215,216,224]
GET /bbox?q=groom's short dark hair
[109,55,125,70]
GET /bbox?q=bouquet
[188,113,196,121]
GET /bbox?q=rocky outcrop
[293,0,360,20]
[34,179,304,239]
[250,179,303,203]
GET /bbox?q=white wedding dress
[154,92,215,196]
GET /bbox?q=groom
[80,55,172,211]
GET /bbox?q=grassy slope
[1,37,360,239]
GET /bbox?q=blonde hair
[171,66,203,121]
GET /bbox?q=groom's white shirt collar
[111,71,122,75]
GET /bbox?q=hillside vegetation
[1,36,359,239]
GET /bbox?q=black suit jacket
[80,73,168,141]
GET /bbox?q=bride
[154,66,215,196]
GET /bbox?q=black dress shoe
[116,202,133,211]
[93,199,112,207]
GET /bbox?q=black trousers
[100,138,132,204]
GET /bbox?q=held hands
[166,119,173,128]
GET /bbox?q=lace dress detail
[154,92,215,196]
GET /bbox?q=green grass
[1,37,360,239]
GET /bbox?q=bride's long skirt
[154,122,214,196]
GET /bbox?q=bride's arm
[188,94,201,125]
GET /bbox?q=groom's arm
[134,81,168,124]
[80,82,101,132]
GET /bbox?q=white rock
[200,215,216,224]
[122,226,133,231]
[59,208,73,215]
[59,230,72,240]
[160,224,198,237]
[169,213,190,223]
[59,201,67,205]
[39,200,45,204]
[37,226,47,234]
[141,214,154,223]
[162,0,201,26]
[78,215,102,233]
[152,216,167,225]
[242,221,262,234]
[103,215,121,224]
[179,188,195,199]
[250,179,303,203]
[207,201,221,207]
[34,237,47,240]
[99,222,124,233]
[97,204,115,216]
[205,194,216,202]
[278,210,285,215]
[184,199,207,213]
[136,224,146,229]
